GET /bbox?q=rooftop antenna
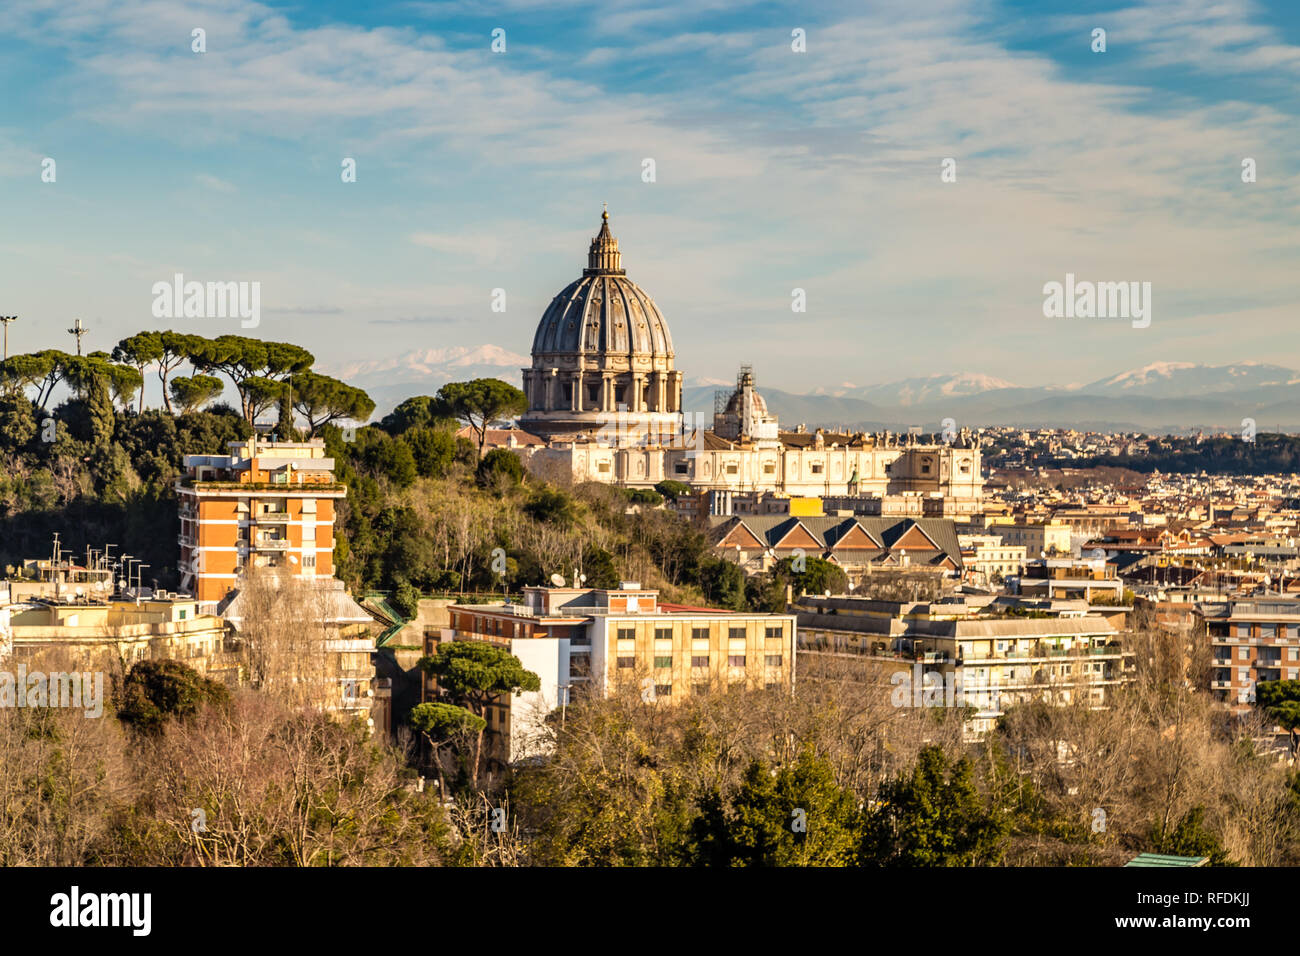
[134,564,150,604]
[0,315,17,360]
[66,317,88,356]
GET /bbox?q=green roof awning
[1124,853,1209,867]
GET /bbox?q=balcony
[253,538,290,551]
[963,644,1126,663]
[1211,679,1232,689]
[255,512,291,523]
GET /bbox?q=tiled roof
[708,515,963,567]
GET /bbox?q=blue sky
[1,0,1298,399]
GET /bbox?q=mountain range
[325,351,1300,434]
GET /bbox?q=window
[303,554,316,569]
[765,625,784,640]
[675,462,689,475]
[810,463,824,474]
[765,654,783,667]
[655,627,672,641]
[655,684,672,697]
[728,626,745,641]
[692,626,710,641]
[618,627,635,641]
[178,609,187,621]
[1238,646,1249,661]
[617,657,635,669]
[691,655,709,668]
[654,656,673,669]
[763,464,776,474]
[693,683,710,696]
[725,464,738,475]
[597,462,611,473]
[728,654,746,667]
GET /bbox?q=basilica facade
[519,212,983,513]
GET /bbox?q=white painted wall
[508,636,568,762]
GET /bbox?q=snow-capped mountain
[331,344,527,386]
[1081,361,1300,398]
[340,351,1300,432]
[845,372,1022,406]
[325,345,528,416]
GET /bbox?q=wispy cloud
[1,0,1297,391]
[194,173,237,193]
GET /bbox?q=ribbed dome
[530,211,674,359]
[520,209,683,442]
[726,385,768,418]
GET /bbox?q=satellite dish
[550,573,566,587]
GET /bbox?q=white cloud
[3,0,1298,389]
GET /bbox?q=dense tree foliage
[1080,434,1300,476]
[117,659,232,734]
[1257,680,1300,754]
[434,378,527,459]
[419,641,541,783]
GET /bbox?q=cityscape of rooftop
[0,0,1294,938]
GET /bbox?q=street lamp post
[558,683,572,730]
[0,316,16,360]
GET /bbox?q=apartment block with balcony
[1,593,231,678]
[1198,598,1300,718]
[793,594,1133,738]
[175,436,346,610]
[428,584,796,765]
[959,534,1027,586]
[1015,556,1126,604]
[990,520,1073,556]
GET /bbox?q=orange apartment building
[175,436,346,610]
[1199,597,1300,721]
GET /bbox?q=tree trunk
[472,726,483,788]
[158,366,174,414]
